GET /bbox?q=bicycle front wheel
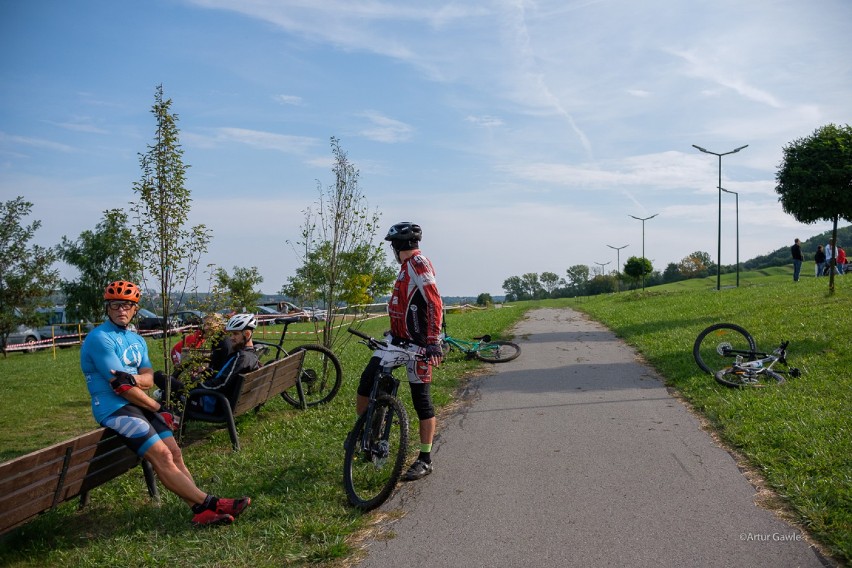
[715,367,786,388]
[343,394,410,511]
[474,341,521,363]
[693,323,756,375]
[281,344,343,408]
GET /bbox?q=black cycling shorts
[101,404,173,457]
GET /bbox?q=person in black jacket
[791,238,804,281]
[155,314,260,413]
[814,245,827,277]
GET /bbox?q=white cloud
[184,128,319,153]
[273,94,303,106]
[358,112,413,143]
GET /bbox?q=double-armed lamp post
[606,244,628,292]
[629,214,658,291]
[720,187,740,287]
[692,144,748,291]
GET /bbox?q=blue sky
[1,0,850,297]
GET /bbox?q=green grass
[0,309,522,567]
[1,271,850,565]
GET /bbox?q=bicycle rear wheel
[693,323,756,375]
[474,341,521,363]
[343,394,409,511]
[715,367,786,388]
[281,344,343,407]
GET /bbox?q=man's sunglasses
[107,301,137,311]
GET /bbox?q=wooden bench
[178,349,307,451]
[0,428,159,536]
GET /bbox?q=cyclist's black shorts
[101,404,173,457]
[358,356,435,420]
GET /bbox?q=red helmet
[104,280,141,303]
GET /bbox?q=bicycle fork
[359,372,400,464]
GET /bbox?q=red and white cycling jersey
[387,250,443,347]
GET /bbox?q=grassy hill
[740,223,852,271]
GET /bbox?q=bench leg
[224,408,240,451]
[142,460,161,504]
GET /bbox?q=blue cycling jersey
[81,320,152,423]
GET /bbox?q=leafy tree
[502,275,525,301]
[0,197,60,354]
[624,256,653,287]
[57,209,141,323]
[287,137,388,349]
[586,275,616,296]
[476,292,493,306]
[662,262,684,284]
[131,84,211,373]
[215,266,263,311]
[776,123,852,293]
[678,251,712,278]
[540,271,563,296]
[520,273,544,299]
[565,265,590,296]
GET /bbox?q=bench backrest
[0,428,142,535]
[231,349,306,416]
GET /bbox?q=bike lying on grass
[693,323,801,388]
[440,321,521,363]
[342,327,418,511]
[252,319,342,407]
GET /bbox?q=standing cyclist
[355,222,444,481]
[80,280,250,526]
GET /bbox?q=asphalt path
[354,308,830,568]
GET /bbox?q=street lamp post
[606,244,628,292]
[629,214,658,291]
[692,144,748,290]
[594,261,611,277]
[720,187,739,287]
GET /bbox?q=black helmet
[385,222,422,251]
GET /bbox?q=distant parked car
[1,309,43,353]
[136,308,178,334]
[35,306,94,343]
[172,309,205,328]
[254,305,300,326]
[302,307,329,322]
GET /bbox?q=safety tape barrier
[1,314,393,351]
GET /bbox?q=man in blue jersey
[81,280,251,526]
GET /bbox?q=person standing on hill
[791,238,804,281]
[814,245,827,277]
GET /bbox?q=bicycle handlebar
[347,327,388,348]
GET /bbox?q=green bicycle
[440,321,521,363]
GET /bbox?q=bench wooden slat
[181,350,306,450]
[0,427,156,535]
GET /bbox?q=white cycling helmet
[225,313,257,331]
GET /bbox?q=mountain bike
[343,327,417,511]
[440,321,521,363]
[253,319,342,407]
[693,323,801,388]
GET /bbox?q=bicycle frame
[348,329,420,454]
[730,342,790,375]
[441,322,491,355]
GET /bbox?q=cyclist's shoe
[216,496,251,518]
[402,459,433,481]
[192,509,234,527]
